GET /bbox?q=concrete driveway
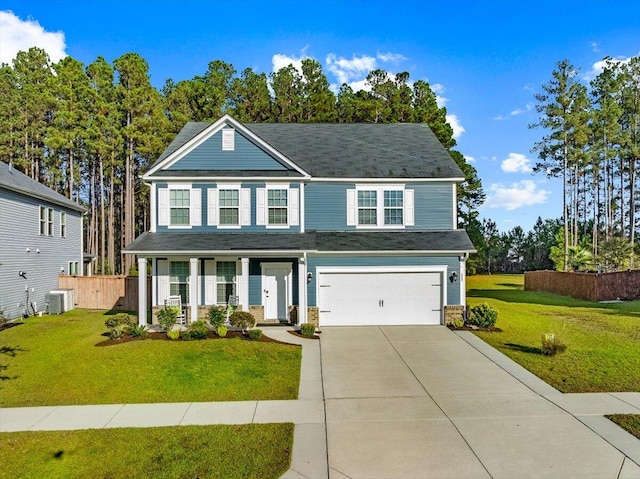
[321,326,636,479]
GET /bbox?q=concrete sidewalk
[2,326,640,479]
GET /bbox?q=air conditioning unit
[46,293,65,314]
[49,289,75,312]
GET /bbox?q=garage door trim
[316,265,448,326]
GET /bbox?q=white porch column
[459,256,466,306]
[190,257,199,323]
[240,258,250,311]
[298,256,307,324]
[138,256,147,326]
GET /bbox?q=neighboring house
[125,114,475,327]
[0,161,85,320]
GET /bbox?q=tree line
[0,48,483,275]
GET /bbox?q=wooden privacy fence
[525,270,640,302]
[59,275,151,311]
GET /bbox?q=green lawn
[466,274,640,393]
[0,423,293,479]
[0,310,301,407]
[606,415,640,440]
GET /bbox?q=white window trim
[160,184,201,229]
[39,205,54,236]
[257,184,299,229]
[215,258,240,305]
[221,128,235,151]
[209,184,251,229]
[350,185,411,229]
[60,211,66,238]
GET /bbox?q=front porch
[136,255,310,327]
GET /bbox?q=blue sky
[1,0,639,232]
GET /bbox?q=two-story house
[125,115,475,327]
[0,161,85,320]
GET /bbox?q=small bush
[157,308,177,332]
[229,311,256,331]
[130,324,148,338]
[216,325,228,337]
[541,333,567,356]
[108,325,126,340]
[105,313,135,339]
[188,321,209,340]
[450,318,465,329]
[167,329,181,340]
[208,306,226,329]
[468,304,498,328]
[248,329,263,340]
[300,323,316,337]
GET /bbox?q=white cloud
[464,155,476,164]
[590,41,600,53]
[584,54,638,81]
[501,153,532,173]
[446,114,465,139]
[494,102,534,121]
[325,53,377,85]
[376,51,407,63]
[431,83,448,107]
[271,52,309,73]
[0,10,66,65]
[484,180,550,211]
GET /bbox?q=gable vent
[222,128,235,151]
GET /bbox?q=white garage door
[317,268,444,326]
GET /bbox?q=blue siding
[306,255,460,307]
[305,182,454,231]
[0,188,83,320]
[167,130,288,171]
[155,183,301,233]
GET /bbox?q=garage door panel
[318,270,443,326]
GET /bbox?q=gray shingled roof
[151,121,464,179]
[124,230,475,254]
[0,161,86,212]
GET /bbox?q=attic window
[222,129,235,151]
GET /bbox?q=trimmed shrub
[248,329,263,340]
[188,320,209,340]
[157,308,177,332]
[208,306,226,329]
[105,313,135,339]
[300,323,316,337]
[229,311,256,331]
[216,325,228,337]
[468,304,498,328]
[130,324,148,338]
[167,329,181,340]
[450,318,465,329]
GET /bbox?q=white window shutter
[204,260,216,304]
[289,188,299,226]
[241,188,251,226]
[405,189,415,226]
[158,188,169,226]
[190,188,201,226]
[157,259,169,304]
[256,188,267,225]
[207,188,218,226]
[346,189,357,226]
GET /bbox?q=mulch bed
[96,329,298,347]
[447,325,503,332]
[0,322,24,333]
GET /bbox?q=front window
[268,189,288,225]
[384,190,404,225]
[219,189,239,225]
[357,191,377,225]
[170,261,189,304]
[40,206,53,236]
[60,211,67,237]
[170,189,190,226]
[216,261,237,304]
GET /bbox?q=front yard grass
[0,310,301,407]
[606,415,640,440]
[0,423,293,479]
[467,274,640,393]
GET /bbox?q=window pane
[216,261,236,282]
[268,189,287,206]
[358,190,377,207]
[358,209,377,225]
[384,190,403,207]
[170,189,190,207]
[268,208,288,224]
[384,208,404,225]
[219,208,239,225]
[217,283,236,303]
[219,189,239,207]
[170,208,190,225]
[169,261,189,304]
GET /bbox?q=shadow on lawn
[467,288,611,309]
[504,343,543,355]
[0,345,26,384]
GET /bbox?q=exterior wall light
[307,272,313,283]
[449,272,458,283]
